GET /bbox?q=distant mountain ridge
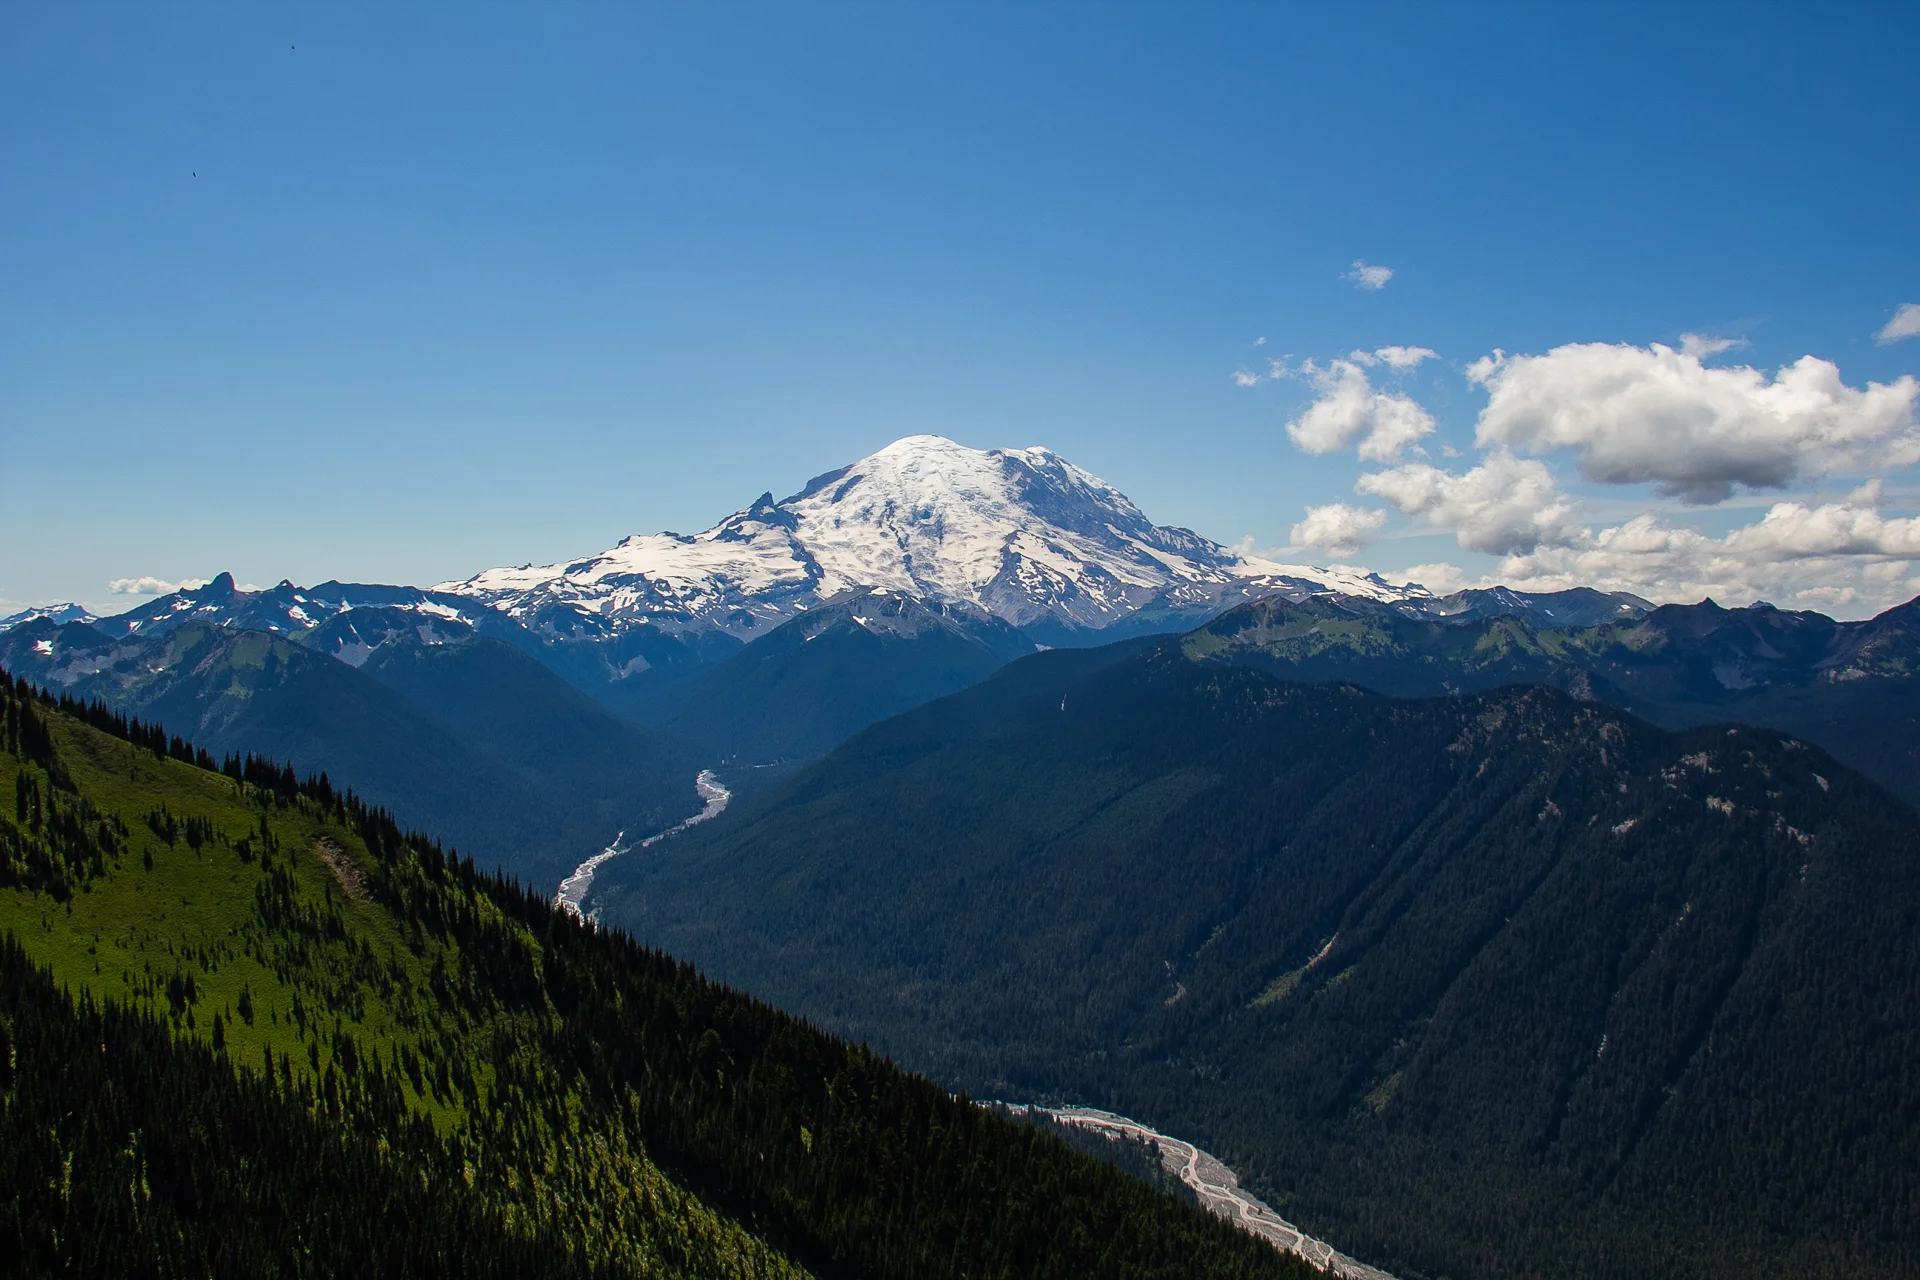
[17,434,1656,665]
[21,432,1916,798]
[1184,592,1920,806]
[0,603,98,632]
[6,435,1650,725]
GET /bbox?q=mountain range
[0,436,1666,872]
[8,433,1920,1278]
[1182,591,1920,807]
[2,436,1651,677]
[5,436,1916,869]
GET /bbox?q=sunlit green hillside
[0,674,1308,1280]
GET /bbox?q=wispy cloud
[1679,333,1748,359]
[1232,357,1288,387]
[1352,345,1437,369]
[1878,303,1920,345]
[1344,260,1393,291]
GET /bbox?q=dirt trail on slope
[314,837,369,902]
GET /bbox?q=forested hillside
[0,617,703,886]
[0,671,1312,1280]
[605,642,1920,1280]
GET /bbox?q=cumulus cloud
[1357,450,1583,555]
[109,576,206,596]
[1879,303,1920,345]
[1388,561,1477,595]
[1345,260,1393,291]
[1287,358,1436,461]
[1489,487,1920,615]
[1719,484,1920,560]
[1468,342,1920,503]
[1290,503,1388,559]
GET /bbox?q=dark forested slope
[0,672,1309,1280]
[605,641,1920,1280]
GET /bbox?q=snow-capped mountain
[13,438,1651,706]
[0,603,98,632]
[79,573,501,642]
[440,434,1423,639]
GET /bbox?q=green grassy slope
[0,674,1311,1280]
[0,682,802,1278]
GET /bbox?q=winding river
[554,769,731,922]
[1003,1104,1395,1279]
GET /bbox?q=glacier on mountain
[438,435,1423,637]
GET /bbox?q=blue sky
[4,3,1918,616]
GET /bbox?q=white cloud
[1719,485,1920,560]
[1287,358,1436,461]
[1679,333,1747,359]
[1345,260,1393,291]
[1389,561,1476,595]
[1879,303,1920,345]
[1369,345,1437,369]
[109,575,206,596]
[1233,357,1288,387]
[1469,342,1920,503]
[1357,450,1583,555]
[1290,503,1388,559]
[1357,460,1920,614]
[1492,488,1920,615]
[1254,336,1267,346]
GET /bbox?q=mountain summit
[438,435,1417,638]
